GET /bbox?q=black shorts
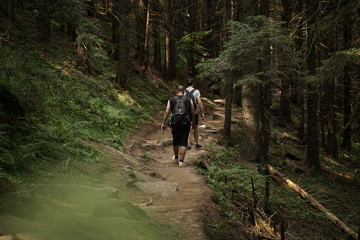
[171,124,191,147]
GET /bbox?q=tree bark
[37,0,52,42]
[164,0,176,81]
[242,84,262,162]
[239,0,260,162]
[341,17,352,150]
[323,77,338,160]
[279,0,292,123]
[151,0,161,72]
[186,0,197,76]
[134,0,146,63]
[143,0,151,68]
[305,0,320,169]
[295,0,305,141]
[205,0,221,57]
[114,0,130,88]
[223,0,233,138]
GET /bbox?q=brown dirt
[121,103,228,240]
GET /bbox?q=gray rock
[135,182,178,195]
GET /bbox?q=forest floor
[0,98,230,240]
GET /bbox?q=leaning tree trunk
[304,0,320,169]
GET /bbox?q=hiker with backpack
[161,86,195,167]
[185,78,205,150]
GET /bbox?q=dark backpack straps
[190,88,196,95]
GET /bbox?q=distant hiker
[185,78,205,150]
[161,86,195,167]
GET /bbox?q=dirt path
[124,101,230,240]
[0,99,235,240]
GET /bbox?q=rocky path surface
[122,98,243,240]
[123,102,222,240]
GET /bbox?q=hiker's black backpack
[171,96,189,125]
[185,89,197,111]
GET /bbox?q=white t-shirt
[185,87,200,104]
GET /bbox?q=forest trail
[0,99,244,240]
[123,99,234,240]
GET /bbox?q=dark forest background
[0,0,359,239]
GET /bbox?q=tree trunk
[37,0,51,42]
[164,0,176,81]
[143,0,150,68]
[111,1,120,59]
[259,0,271,212]
[296,88,305,141]
[114,0,130,88]
[223,0,233,138]
[239,0,259,162]
[88,0,96,16]
[304,0,320,169]
[279,0,292,123]
[205,0,221,57]
[4,0,14,39]
[324,78,338,159]
[187,0,197,76]
[242,84,262,162]
[134,0,145,62]
[342,17,352,150]
[151,0,161,72]
[295,0,305,141]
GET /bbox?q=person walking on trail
[161,86,195,167]
[185,78,205,150]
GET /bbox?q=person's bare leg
[179,146,187,161]
[173,146,179,157]
[188,132,192,147]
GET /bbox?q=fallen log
[268,165,358,240]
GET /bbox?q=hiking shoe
[195,144,202,149]
[172,156,179,164]
[187,146,191,151]
[178,161,186,167]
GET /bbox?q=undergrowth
[200,145,349,240]
[0,39,165,185]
